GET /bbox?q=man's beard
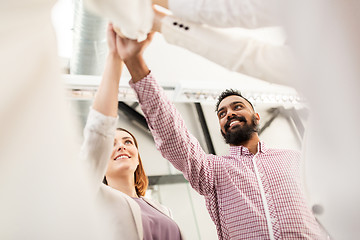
[221,115,259,145]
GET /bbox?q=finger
[113,26,126,38]
[147,32,155,42]
[108,23,116,37]
[152,0,169,9]
[137,32,155,44]
[116,34,125,47]
[107,22,116,38]
[152,4,168,18]
[108,22,114,30]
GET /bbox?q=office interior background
[1,0,359,239]
[53,1,316,239]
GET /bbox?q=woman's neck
[107,175,138,198]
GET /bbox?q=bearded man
[115,33,326,239]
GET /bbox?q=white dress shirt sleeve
[168,0,279,28]
[83,0,153,41]
[161,15,294,86]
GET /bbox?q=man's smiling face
[217,95,260,145]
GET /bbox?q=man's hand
[115,32,155,63]
[114,32,155,83]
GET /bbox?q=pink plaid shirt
[131,73,324,240]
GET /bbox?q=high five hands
[107,23,155,64]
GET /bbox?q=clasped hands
[107,23,155,64]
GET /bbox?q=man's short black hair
[215,89,255,112]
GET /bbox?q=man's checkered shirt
[130,73,324,240]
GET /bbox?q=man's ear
[255,113,260,123]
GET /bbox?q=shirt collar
[229,141,268,156]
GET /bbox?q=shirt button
[184,26,189,30]
[173,22,178,26]
[179,24,183,28]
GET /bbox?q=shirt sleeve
[168,0,278,28]
[130,74,215,196]
[80,108,118,191]
[83,0,153,41]
[161,15,294,86]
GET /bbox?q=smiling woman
[103,127,148,198]
[80,24,184,240]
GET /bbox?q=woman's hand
[114,32,154,83]
[107,23,119,56]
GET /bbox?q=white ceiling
[52,0,300,109]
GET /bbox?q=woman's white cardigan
[80,108,184,240]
